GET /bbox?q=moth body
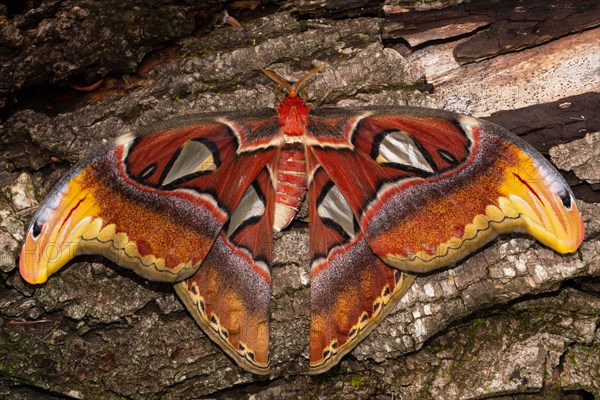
[273,143,308,231]
[270,87,313,230]
[276,92,310,137]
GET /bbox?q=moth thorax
[273,143,308,231]
[276,93,310,136]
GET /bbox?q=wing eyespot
[139,164,158,181]
[160,138,222,187]
[226,181,266,241]
[437,149,458,165]
[317,182,356,241]
[31,220,43,238]
[371,129,435,175]
[559,190,573,210]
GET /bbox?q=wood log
[0,1,598,398]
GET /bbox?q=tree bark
[1,1,599,399]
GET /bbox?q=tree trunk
[1,1,599,399]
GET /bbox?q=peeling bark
[1,1,599,399]
[550,132,600,186]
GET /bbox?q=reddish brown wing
[308,108,583,272]
[20,114,281,373]
[306,107,583,372]
[20,115,279,284]
[175,166,275,374]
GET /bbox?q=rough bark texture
[1,0,599,399]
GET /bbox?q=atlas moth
[19,65,584,374]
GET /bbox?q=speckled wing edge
[174,167,275,374]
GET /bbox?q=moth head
[260,64,326,135]
[19,168,100,284]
